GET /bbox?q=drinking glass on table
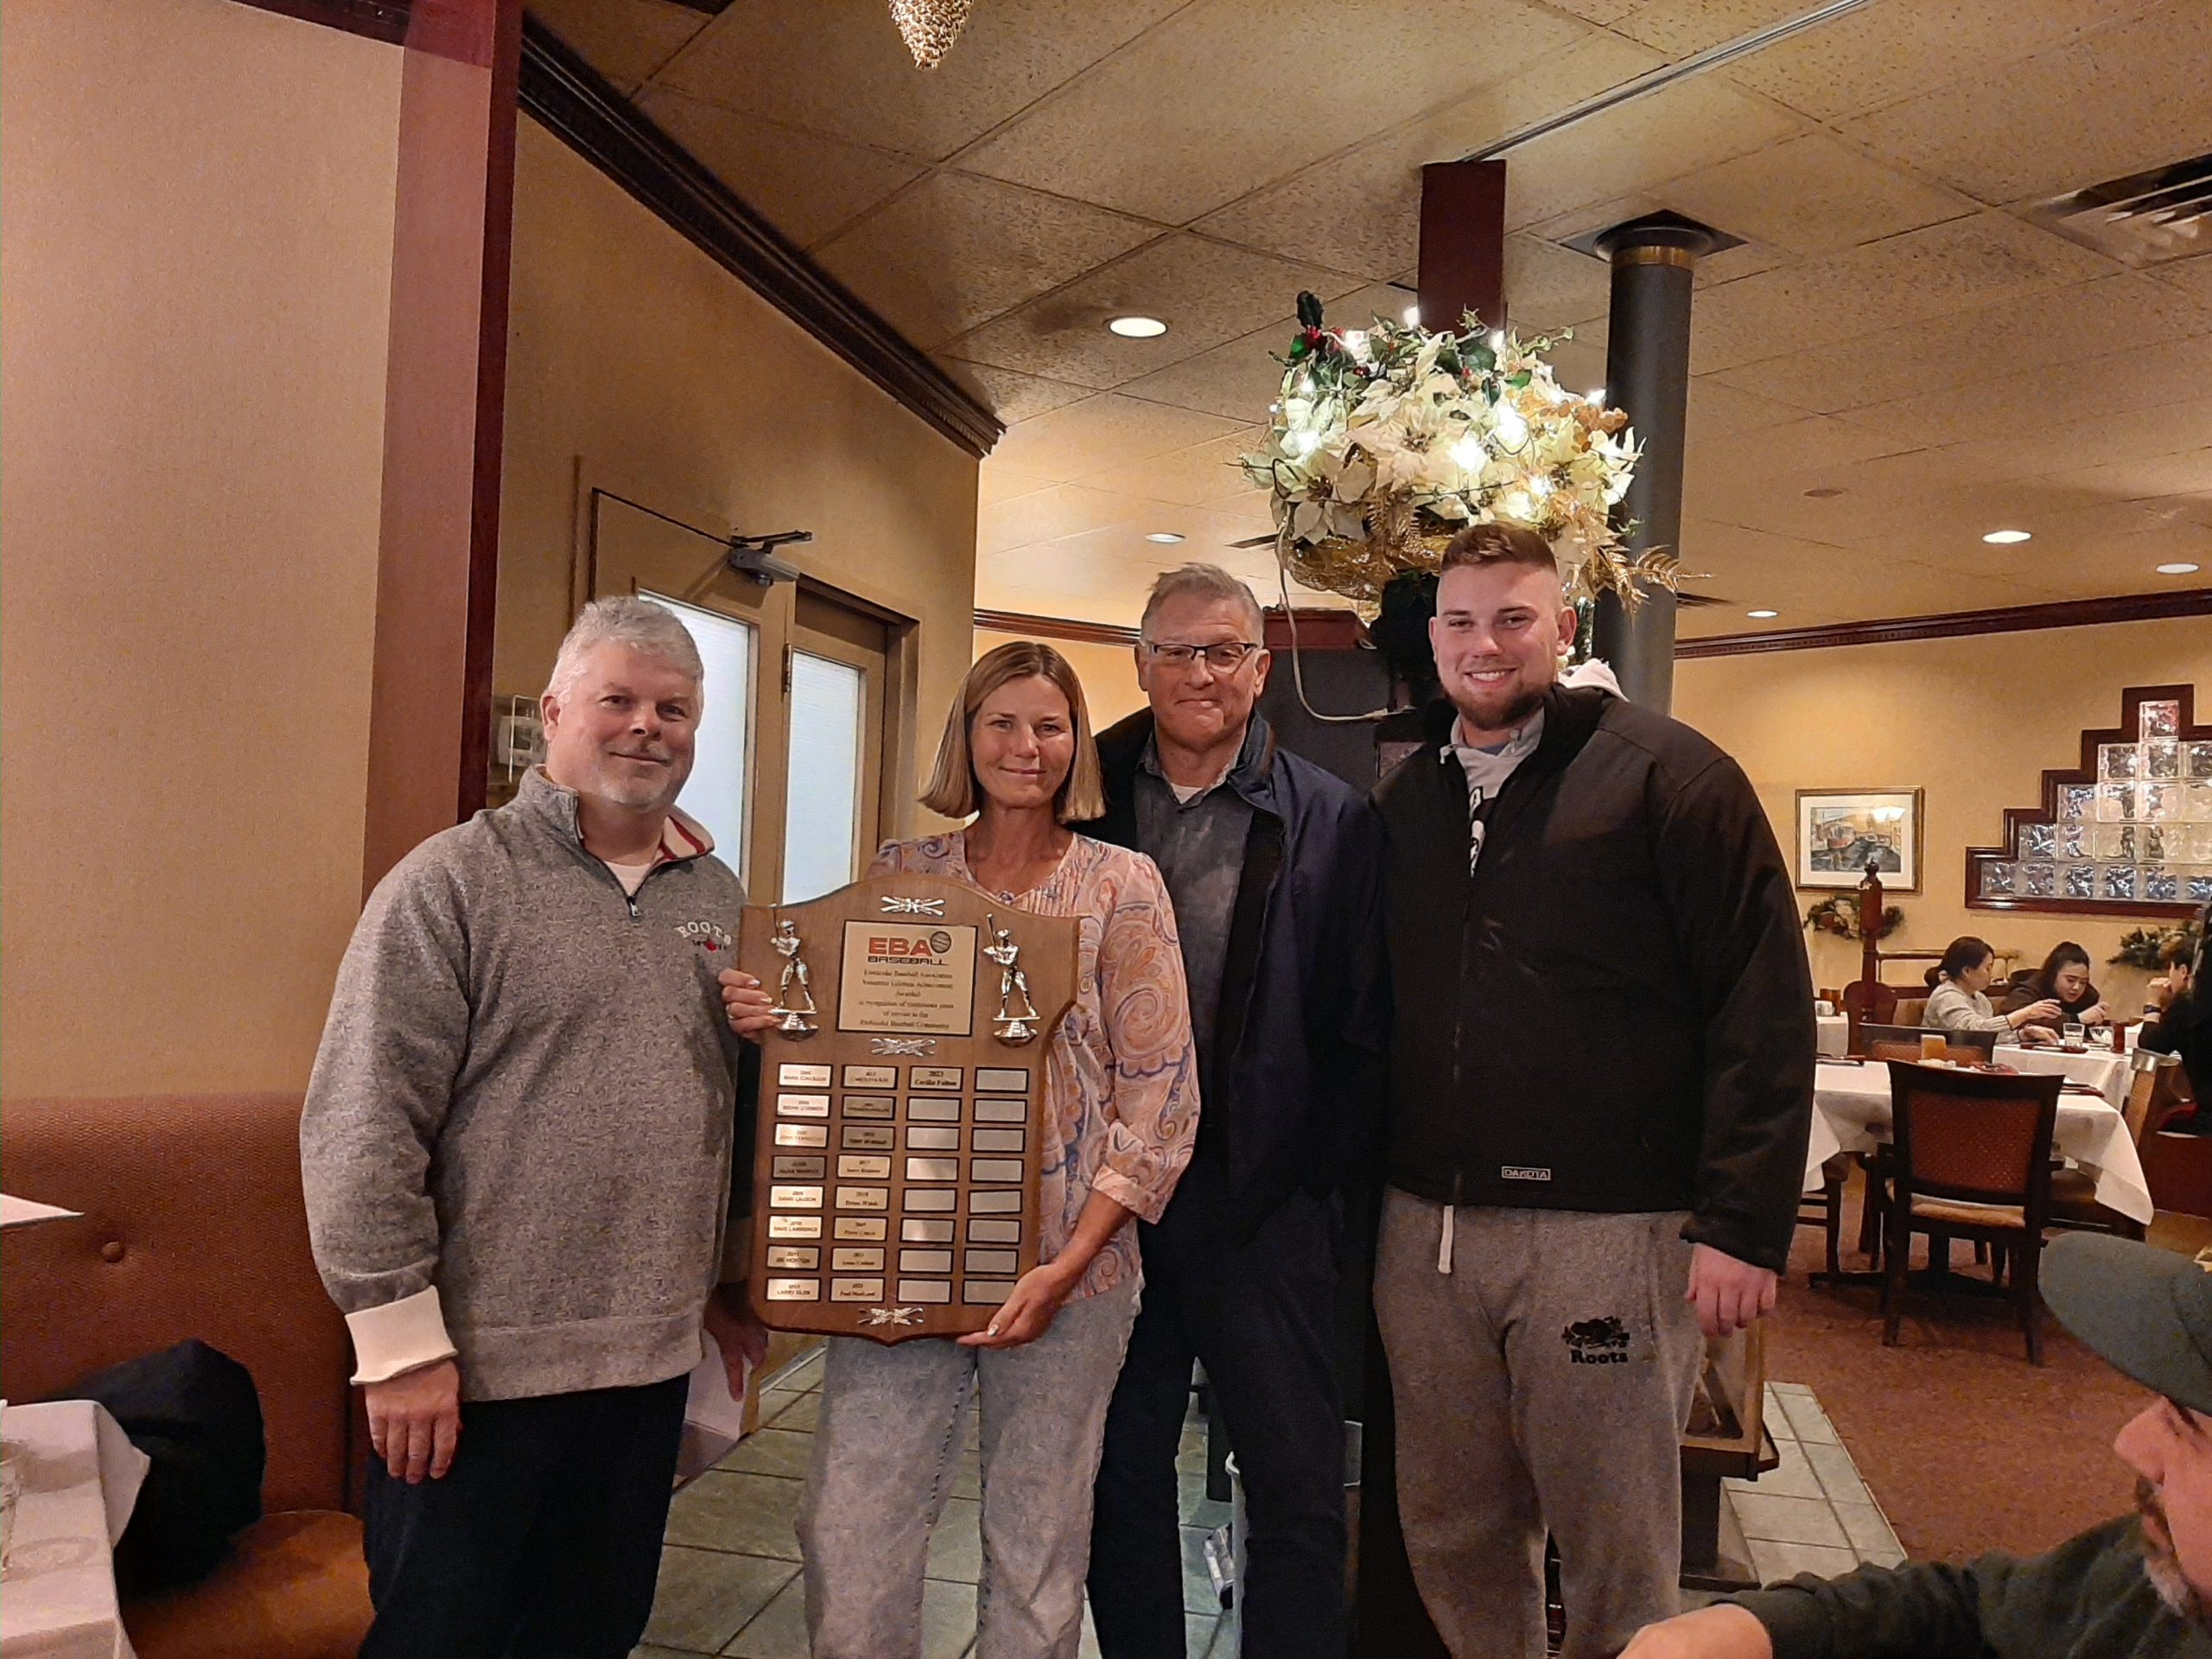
[1920,1032,1946,1062]
[2063,1021,2086,1051]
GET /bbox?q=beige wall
[1,0,400,1096]
[1675,617,2212,1010]
[496,122,980,834]
[973,630,1146,732]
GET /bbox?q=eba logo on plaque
[840,921,979,1035]
[866,931,956,961]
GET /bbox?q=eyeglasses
[1142,640,1262,671]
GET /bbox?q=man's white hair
[545,595,705,702]
[1138,563,1265,641]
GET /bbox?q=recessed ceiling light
[2158,562,2202,575]
[1982,529,2032,544]
[1747,608,1780,620]
[1107,315,1167,338]
[1802,486,1845,499]
[1145,531,1185,543]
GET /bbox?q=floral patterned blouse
[868,831,1200,1301]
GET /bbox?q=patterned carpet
[1768,1179,2167,1564]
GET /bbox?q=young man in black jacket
[1372,524,1815,1658]
[1083,564,1389,1659]
[1626,1230,2212,1658]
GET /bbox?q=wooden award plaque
[739,874,1078,1342]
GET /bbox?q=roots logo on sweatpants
[1562,1316,1631,1365]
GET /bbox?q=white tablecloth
[1995,1045,2132,1107]
[1816,1015,1848,1058]
[2,1401,149,1659]
[1804,1060,2153,1224]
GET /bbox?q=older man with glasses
[1083,563,1389,1659]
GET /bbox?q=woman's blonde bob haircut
[921,640,1104,823]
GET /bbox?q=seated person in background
[2140,931,2211,1116]
[1923,935,2058,1045]
[1621,1230,2212,1658]
[2001,940,2112,1034]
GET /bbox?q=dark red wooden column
[1350,156,1509,1659]
[362,0,523,894]
[1414,159,1507,332]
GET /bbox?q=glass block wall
[1972,696,2212,911]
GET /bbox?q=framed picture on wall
[1795,788,1923,893]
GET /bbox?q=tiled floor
[636,1357,1895,1657]
[637,1346,1234,1658]
[1729,1382,1907,1586]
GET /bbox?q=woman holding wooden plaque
[796,641,1201,1658]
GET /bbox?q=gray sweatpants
[798,1278,1140,1659]
[1375,1193,1704,1659]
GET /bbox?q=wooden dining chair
[1860,1023,1996,1063]
[2048,1049,2175,1242]
[1797,1155,1849,1281]
[1879,1061,2064,1364]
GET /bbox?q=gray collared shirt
[1133,720,1264,1075]
[1448,708,1544,870]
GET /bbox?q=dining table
[1,1400,149,1659]
[1992,1041,2133,1107]
[1802,1057,2153,1225]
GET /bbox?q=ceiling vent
[2025,151,2212,268]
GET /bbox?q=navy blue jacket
[1084,709,1389,1237]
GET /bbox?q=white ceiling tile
[650,0,1189,163]
[988,393,1249,483]
[1116,283,1408,420]
[1116,323,1303,423]
[2151,254,2212,313]
[531,0,711,93]
[815,173,1160,351]
[1707,272,2212,414]
[976,461,1058,508]
[1501,235,1611,333]
[1688,377,1831,439]
[1843,3,2212,206]
[942,235,1366,390]
[2040,447,2212,508]
[1194,32,1663,279]
[1608,0,1813,55]
[1687,213,2121,374]
[1684,416,1924,496]
[635,86,921,248]
[976,483,1164,557]
[937,358,1096,425]
[1715,0,2146,123]
[1073,429,1266,507]
[1836,339,2212,452]
[1657,133,1974,257]
[952,0,1594,225]
[1497,76,1803,234]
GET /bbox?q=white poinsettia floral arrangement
[1241,291,1671,611]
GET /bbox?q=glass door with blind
[586,487,895,903]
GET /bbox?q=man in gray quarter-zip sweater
[301,596,775,1659]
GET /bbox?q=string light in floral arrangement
[1238,290,1668,617]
